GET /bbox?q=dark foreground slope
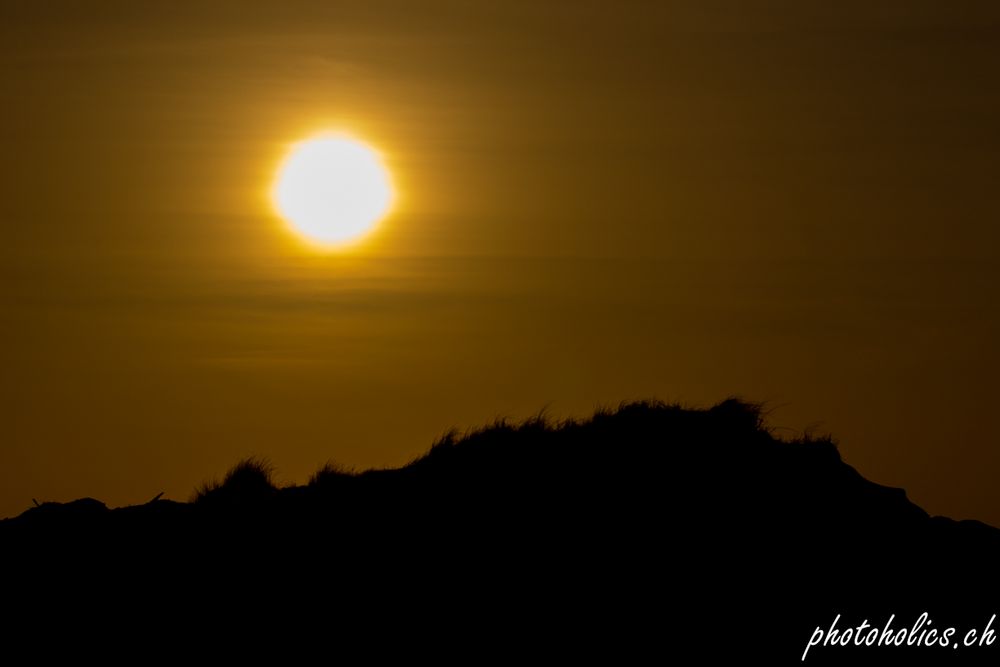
[4,399,999,662]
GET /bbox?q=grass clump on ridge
[193,456,277,504]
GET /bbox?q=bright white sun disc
[273,135,393,246]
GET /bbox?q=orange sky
[2,1,1000,524]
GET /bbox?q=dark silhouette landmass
[4,398,998,662]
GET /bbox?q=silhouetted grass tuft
[308,460,355,486]
[193,456,276,505]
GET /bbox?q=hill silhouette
[4,398,999,662]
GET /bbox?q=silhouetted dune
[5,398,998,662]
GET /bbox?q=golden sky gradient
[2,1,999,523]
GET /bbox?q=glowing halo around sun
[272,133,394,248]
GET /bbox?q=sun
[272,133,394,248]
